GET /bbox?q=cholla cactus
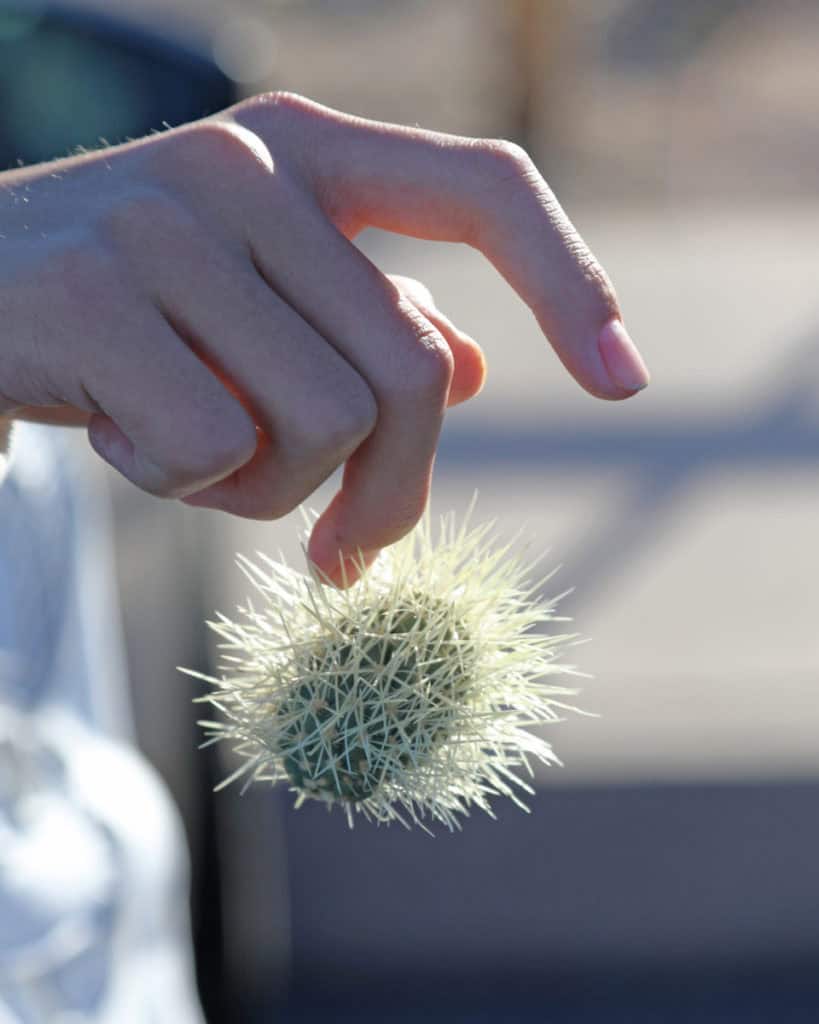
[184,506,586,833]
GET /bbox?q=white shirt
[0,423,204,1023]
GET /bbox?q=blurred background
[3,0,819,1021]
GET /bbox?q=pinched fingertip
[307,522,379,589]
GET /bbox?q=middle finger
[143,228,377,518]
[245,175,453,580]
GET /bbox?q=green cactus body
[276,597,474,803]
[188,507,582,832]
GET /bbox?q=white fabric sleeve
[0,419,14,486]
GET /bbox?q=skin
[0,91,650,586]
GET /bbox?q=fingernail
[598,319,650,393]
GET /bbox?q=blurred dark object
[261,781,819,1023]
[0,0,236,167]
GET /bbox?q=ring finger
[243,179,454,583]
[144,231,378,519]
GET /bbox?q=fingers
[85,302,257,498]
[389,274,486,407]
[242,186,452,585]
[145,239,376,519]
[234,94,649,401]
[28,102,646,593]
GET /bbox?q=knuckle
[210,410,259,469]
[148,120,274,185]
[475,138,537,183]
[292,378,377,462]
[418,333,455,394]
[179,120,249,161]
[392,274,435,308]
[233,90,325,139]
[236,90,312,121]
[463,139,545,246]
[394,327,454,407]
[179,409,257,486]
[325,383,378,454]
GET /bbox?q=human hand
[0,92,649,585]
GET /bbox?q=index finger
[234,93,650,400]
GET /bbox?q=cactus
[184,506,586,832]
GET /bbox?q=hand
[0,92,649,585]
